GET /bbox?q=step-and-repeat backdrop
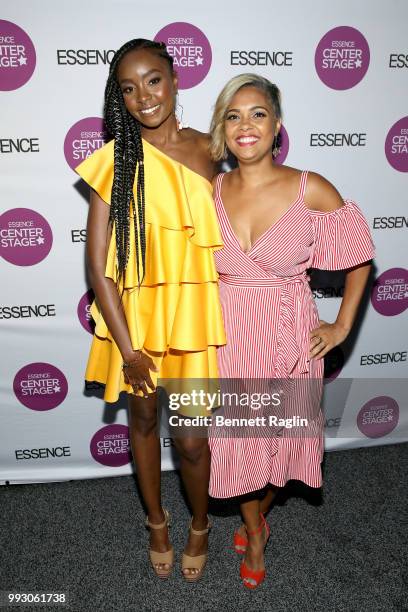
[1,0,407,484]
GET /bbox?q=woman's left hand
[309,320,349,359]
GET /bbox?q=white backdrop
[0,0,407,484]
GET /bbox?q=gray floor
[1,443,407,612]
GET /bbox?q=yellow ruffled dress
[75,138,226,407]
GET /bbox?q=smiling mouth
[236,136,260,146]
[140,104,161,115]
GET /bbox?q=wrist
[334,319,352,335]
[122,349,142,364]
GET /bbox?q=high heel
[145,508,174,579]
[240,513,270,589]
[233,526,248,554]
[181,516,211,583]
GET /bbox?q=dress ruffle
[310,199,375,270]
[75,138,226,403]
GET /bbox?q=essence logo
[312,286,344,299]
[310,133,366,147]
[90,424,132,467]
[71,229,87,243]
[371,268,408,316]
[315,26,370,90]
[372,216,408,229]
[357,396,399,438]
[230,50,293,67]
[389,53,408,68]
[274,124,289,165]
[77,289,95,334]
[15,446,71,460]
[64,117,107,171]
[360,351,407,366]
[13,363,68,411]
[0,138,39,153]
[324,346,344,384]
[0,304,56,319]
[154,22,211,89]
[0,208,53,266]
[0,20,36,91]
[57,49,115,65]
[385,117,408,172]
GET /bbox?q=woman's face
[224,86,280,163]
[117,48,177,129]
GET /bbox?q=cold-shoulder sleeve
[310,199,375,270]
[74,140,114,205]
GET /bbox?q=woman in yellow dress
[75,38,226,581]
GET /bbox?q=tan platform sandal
[181,516,211,583]
[145,508,174,579]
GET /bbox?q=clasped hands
[309,320,349,359]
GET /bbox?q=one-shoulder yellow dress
[75,138,226,406]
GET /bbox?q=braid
[104,38,173,288]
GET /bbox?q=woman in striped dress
[208,74,375,588]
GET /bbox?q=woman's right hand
[122,351,159,398]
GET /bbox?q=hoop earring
[176,93,189,130]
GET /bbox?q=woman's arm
[309,262,371,359]
[86,189,157,394]
[305,173,373,359]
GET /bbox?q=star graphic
[387,415,393,421]
[18,56,27,66]
[404,291,408,298]
[36,236,45,245]
[195,57,204,66]
[53,386,61,393]
[355,59,362,68]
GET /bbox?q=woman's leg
[128,392,171,571]
[236,485,278,539]
[173,436,211,577]
[240,495,268,572]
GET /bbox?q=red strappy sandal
[233,526,248,554]
[240,513,270,589]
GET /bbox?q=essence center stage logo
[315,25,370,90]
[385,116,408,173]
[154,22,212,89]
[64,117,108,171]
[0,20,36,91]
[13,363,68,411]
[0,208,53,266]
[371,268,408,316]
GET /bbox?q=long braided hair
[104,39,174,287]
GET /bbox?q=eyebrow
[119,68,162,84]
[226,105,270,113]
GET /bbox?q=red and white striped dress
[208,171,375,498]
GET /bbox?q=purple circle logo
[371,268,408,316]
[90,425,132,467]
[357,396,399,438]
[324,346,344,384]
[274,124,289,165]
[154,22,212,89]
[77,289,95,334]
[315,26,370,90]
[0,20,36,91]
[64,117,108,171]
[0,208,53,266]
[385,117,408,172]
[13,363,68,411]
